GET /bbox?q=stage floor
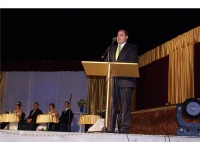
[0,130,200,142]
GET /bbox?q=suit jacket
[59,109,73,126]
[104,42,138,87]
[27,109,43,122]
[98,110,105,119]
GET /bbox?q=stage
[0,130,200,142]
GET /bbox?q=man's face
[65,103,69,108]
[117,30,128,45]
[102,104,105,110]
[34,103,38,110]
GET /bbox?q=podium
[82,61,139,131]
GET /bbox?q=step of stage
[0,130,200,142]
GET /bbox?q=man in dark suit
[104,29,138,133]
[55,101,73,132]
[98,103,105,119]
[25,102,43,130]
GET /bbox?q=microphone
[112,37,116,42]
[111,37,116,45]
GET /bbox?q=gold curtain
[138,26,200,104]
[168,45,194,104]
[0,72,6,113]
[86,76,107,115]
[138,26,200,67]
[86,76,136,114]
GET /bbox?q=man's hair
[118,28,129,36]
[65,101,70,105]
[34,102,39,106]
[49,103,55,109]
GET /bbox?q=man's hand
[27,119,32,123]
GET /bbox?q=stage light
[176,98,200,136]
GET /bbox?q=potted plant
[77,99,86,112]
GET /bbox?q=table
[36,114,59,124]
[74,112,87,132]
[79,115,100,124]
[79,115,101,132]
[36,114,59,131]
[0,113,20,122]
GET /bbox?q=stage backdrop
[1,71,88,132]
[136,26,200,110]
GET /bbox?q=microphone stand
[101,38,116,60]
[101,47,110,60]
[68,93,72,132]
[102,39,115,132]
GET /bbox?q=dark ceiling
[1,9,200,61]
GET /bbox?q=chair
[23,114,40,131]
[21,112,25,120]
[18,112,25,130]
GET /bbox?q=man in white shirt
[104,29,138,133]
[25,102,43,130]
[55,101,73,132]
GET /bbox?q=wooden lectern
[82,61,139,132]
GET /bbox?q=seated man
[24,102,43,131]
[98,103,105,119]
[54,101,73,132]
[88,103,106,132]
[88,103,120,132]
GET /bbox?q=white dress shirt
[117,42,126,51]
[64,108,69,113]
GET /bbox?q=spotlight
[176,98,200,136]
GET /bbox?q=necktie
[31,110,35,116]
[64,109,68,113]
[116,45,122,60]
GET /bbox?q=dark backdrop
[136,56,169,110]
[194,42,200,98]
[1,9,200,62]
